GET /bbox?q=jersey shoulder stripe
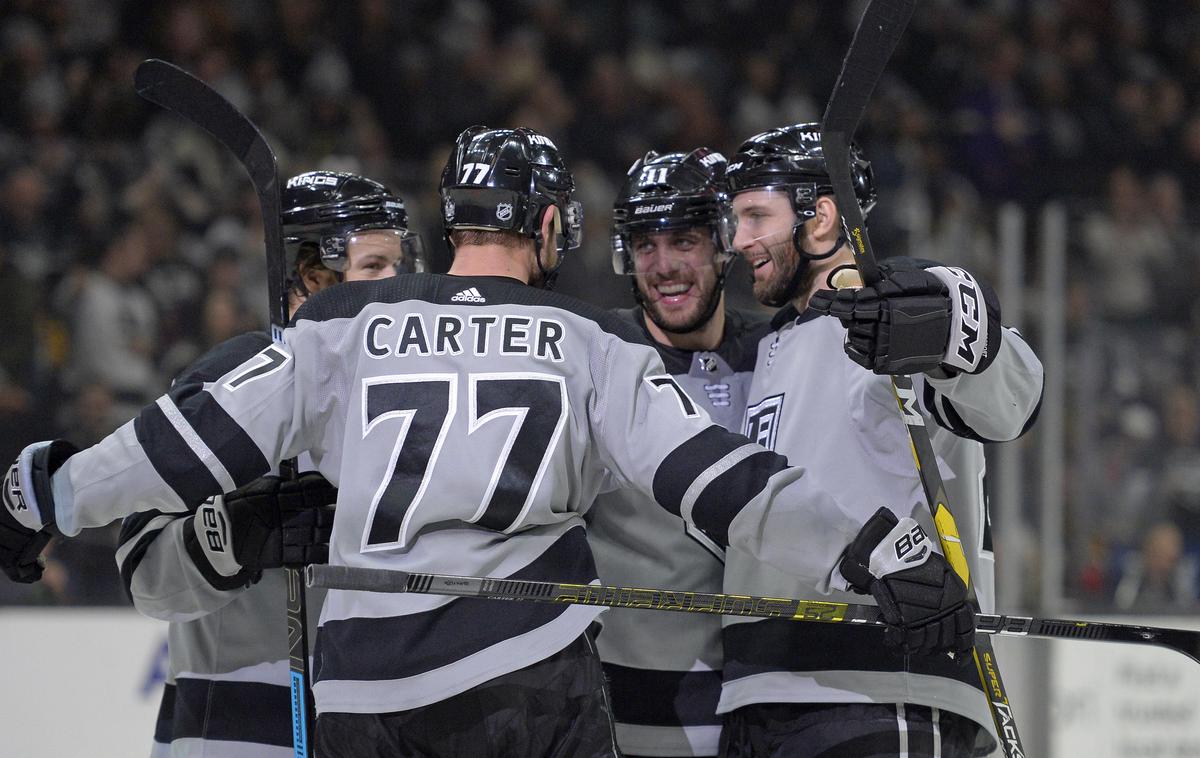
[294,273,650,347]
[314,526,595,684]
[604,662,722,727]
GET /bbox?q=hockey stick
[819,3,1027,755]
[134,59,314,758]
[306,564,1200,665]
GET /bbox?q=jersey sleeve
[589,333,863,592]
[116,508,250,621]
[110,333,279,619]
[916,326,1044,443]
[51,326,329,536]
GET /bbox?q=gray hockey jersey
[52,273,870,717]
[116,331,324,757]
[723,299,1043,752]
[588,307,767,757]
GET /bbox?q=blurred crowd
[1,0,1199,611]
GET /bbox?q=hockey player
[588,148,767,757]
[720,123,1044,757]
[2,126,974,758]
[118,169,424,757]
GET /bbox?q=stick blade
[820,0,917,137]
[135,57,287,331]
[134,58,278,194]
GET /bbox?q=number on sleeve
[645,375,700,418]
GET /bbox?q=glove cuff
[184,497,255,591]
[838,507,898,593]
[926,266,1001,375]
[4,440,78,531]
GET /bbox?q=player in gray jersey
[116,170,425,757]
[3,126,974,758]
[587,148,768,758]
[720,123,1044,757]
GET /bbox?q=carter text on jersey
[363,313,566,362]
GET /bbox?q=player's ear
[812,195,841,240]
[540,206,559,247]
[299,259,337,295]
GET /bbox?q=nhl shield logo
[443,196,456,222]
[495,203,513,222]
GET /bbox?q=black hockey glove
[1,440,78,583]
[839,507,974,658]
[185,472,336,590]
[810,265,1000,376]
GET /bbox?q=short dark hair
[449,228,528,250]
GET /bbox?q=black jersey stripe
[171,677,292,746]
[652,425,749,517]
[171,389,271,488]
[602,662,722,728]
[688,450,789,546]
[135,403,223,507]
[314,526,597,683]
[116,509,169,598]
[722,620,985,690]
[153,683,175,744]
[172,332,273,389]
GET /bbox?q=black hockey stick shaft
[135,59,313,758]
[819,3,1027,755]
[134,59,289,343]
[307,564,1200,665]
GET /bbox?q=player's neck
[644,297,726,352]
[794,243,854,311]
[448,245,534,284]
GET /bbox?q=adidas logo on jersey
[451,287,486,303]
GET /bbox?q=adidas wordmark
[451,287,486,303]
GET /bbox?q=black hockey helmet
[282,170,425,277]
[611,147,735,277]
[726,122,876,219]
[440,126,582,285]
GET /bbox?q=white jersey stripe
[155,395,237,493]
[678,443,760,526]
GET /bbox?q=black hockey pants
[314,627,621,758]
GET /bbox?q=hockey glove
[810,265,1000,376]
[839,507,974,658]
[1,440,78,583]
[185,472,336,590]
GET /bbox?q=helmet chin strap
[761,229,846,308]
[532,230,565,290]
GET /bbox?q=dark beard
[753,253,818,308]
[640,281,721,335]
